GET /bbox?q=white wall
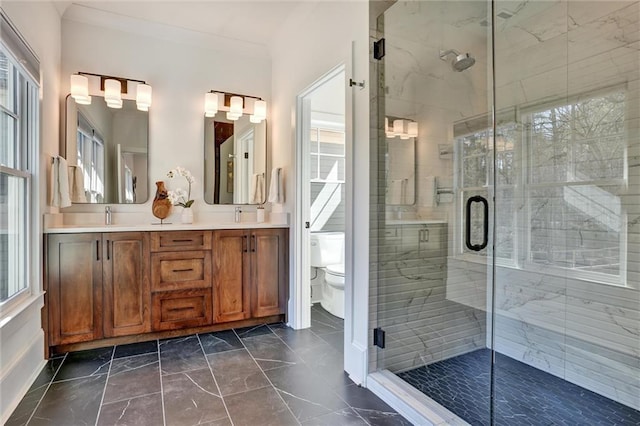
[60,11,271,221]
[269,1,370,384]
[0,2,61,423]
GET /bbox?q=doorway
[295,65,347,348]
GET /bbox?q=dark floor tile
[224,386,298,426]
[269,325,328,350]
[206,349,269,396]
[159,335,208,375]
[29,375,107,426]
[352,408,413,426]
[399,349,640,426]
[319,331,344,353]
[97,392,163,426]
[162,368,227,426]
[335,384,396,413]
[234,324,273,339]
[53,347,113,381]
[103,353,160,404]
[243,334,302,371]
[113,340,158,359]
[296,341,352,388]
[199,329,244,354]
[310,304,343,335]
[266,363,348,422]
[5,357,65,426]
[302,407,369,425]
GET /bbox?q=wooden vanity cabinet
[103,232,150,337]
[213,228,288,322]
[47,233,103,345]
[150,231,213,331]
[47,232,150,345]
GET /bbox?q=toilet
[310,232,345,319]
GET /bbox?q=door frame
[292,63,347,330]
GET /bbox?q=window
[309,127,345,183]
[526,90,625,279]
[76,113,105,203]
[0,45,38,304]
[457,121,518,262]
[456,89,626,283]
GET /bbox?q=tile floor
[7,305,410,426]
[399,348,640,426]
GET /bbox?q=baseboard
[1,330,46,424]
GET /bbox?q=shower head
[439,49,476,72]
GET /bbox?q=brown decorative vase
[152,181,172,223]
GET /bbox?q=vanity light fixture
[204,90,266,123]
[70,72,152,111]
[136,83,152,112]
[386,117,418,139]
[70,74,91,105]
[204,92,219,117]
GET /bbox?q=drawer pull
[172,268,194,273]
[172,239,194,243]
[167,306,194,312]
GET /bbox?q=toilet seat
[326,263,344,276]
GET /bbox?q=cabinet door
[212,230,250,322]
[250,228,288,317]
[47,233,103,345]
[103,232,150,337]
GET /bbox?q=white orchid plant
[167,166,195,208]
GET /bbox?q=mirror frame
[63,94,150,204]
[204,113,267,205]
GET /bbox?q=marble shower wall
[370,0,639,412]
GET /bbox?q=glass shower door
[371,1,495,423]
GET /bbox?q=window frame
[454,87,628,287]
[0,41,39,312]
[309,125,346,184]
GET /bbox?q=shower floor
[398,349,640,425]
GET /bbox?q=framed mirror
[64,95,149,203]
[386,137,416,205]
[204,113,267,204]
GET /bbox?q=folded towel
[50,156,71,208]
[250,173,264,204]
[267,167,284,204]
[69,165,87,203]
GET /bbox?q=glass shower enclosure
[370,1,640,424]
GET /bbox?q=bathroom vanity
[43,223,288,355]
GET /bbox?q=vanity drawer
[151,251,212,291]
[152,288,212,331]
[150,231,212,252]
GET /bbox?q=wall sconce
[386,116,418,139]
[69,72,152,111]
[204,90,266,123]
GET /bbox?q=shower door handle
[465,195,489,252]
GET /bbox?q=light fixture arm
[77,71,147,94]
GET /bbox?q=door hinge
[349,78,365,89]
[373,38,385,60]
[373,327,385,349]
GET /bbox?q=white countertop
[43,212,290,234]
[385,219,447,226]
[44,221,288,234]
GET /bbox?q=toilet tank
[310,232,344,267]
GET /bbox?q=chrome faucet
[234,206,242,223]
[105,206,112,225]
